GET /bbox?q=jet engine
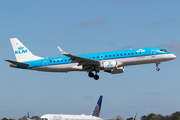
[100,61,123,70]
[100,61,124,74]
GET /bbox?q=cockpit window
[160,49,168,52]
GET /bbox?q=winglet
[57,46,68,55]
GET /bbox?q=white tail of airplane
[10,38,43,62]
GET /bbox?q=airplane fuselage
[11,47,176,72]
[7,38,176,80]
[40,114,102,120]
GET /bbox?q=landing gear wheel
[88,72,94,78]
[156,68,160,71]
[94,75,99,80]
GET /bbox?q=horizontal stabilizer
[5,60,29,66]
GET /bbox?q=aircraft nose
[169,54,176,59]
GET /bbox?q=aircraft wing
[5,60,29,66]
[57,46,100,66]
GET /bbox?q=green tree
[164,115,171,120]
[1,118,8,120]
[9,119,15,120]
[18,115,27,120]
[126,117,134,120]
[31,116,40,120]
[116,115,123,120]
[150,115,162,120]
[171,111,180,120]
[141,113,156,120]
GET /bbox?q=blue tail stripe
[27,112,29,118]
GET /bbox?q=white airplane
[40,96,103,120]
[6,38,176,80]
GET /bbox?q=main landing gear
[88,72,99,80]
[156,62,160,71]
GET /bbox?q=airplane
[40,96,103,120]
[5,38,176,80]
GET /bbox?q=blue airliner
[6,38,176,80]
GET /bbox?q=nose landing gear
[88,72,99,80]
[156,62,160,71]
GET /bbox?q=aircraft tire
[156,68,160,71]
[94,75,99,80]
[88,72,94,78]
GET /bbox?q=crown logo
[18,46,24,50]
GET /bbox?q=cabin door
[43,60,48,67]
[151,50,156,57]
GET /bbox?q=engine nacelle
[100,61,123,70]
[111,67,124,74]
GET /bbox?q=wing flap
[5,60,29,66]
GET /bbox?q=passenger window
[61,60,63,62]
[93,57,95,59]
[121,54,122,56]
[109,55,111,57]
[132,53,134,55]
[117,54,119,56]
[101,56,103,58]
[50,60,52,63]
[65,60,66,61]
[136,52,137,54]
[124,53,126,55]
[113,55,115,57]
[128,53,130,55]
[105,55,107,57]
[57,60,59,62]
[97,56,99,58]
[68,59,70,61]
[139,52,141,54]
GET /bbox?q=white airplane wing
[57,46,100,66]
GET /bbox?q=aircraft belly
[31,63,84,72]
[48,64,73,72]
[118,54,171,66]
[142,54,172,63]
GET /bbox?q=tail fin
[10,38,43,62]
[133,113,137,120]
[92,96,103,117]
[27,112,30,119]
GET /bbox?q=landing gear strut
[156,62,160,71]
[88,72,99,80]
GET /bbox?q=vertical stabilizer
[27,112,29,119]
[10,38,43,62]
[92,96,103,117]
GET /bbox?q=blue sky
[1,0,180,119]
